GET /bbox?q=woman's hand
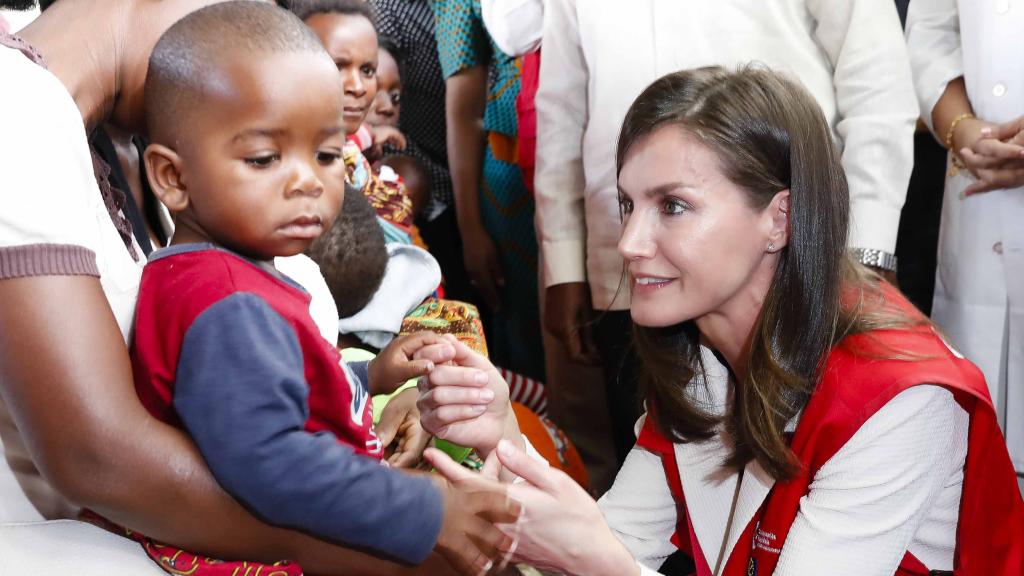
[375,388,431,468]
[429,441,640,576]
[415,336,519,459]
[953,117,1024,195]
[368,332,449,396]
[460,224,506,311]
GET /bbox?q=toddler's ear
[144,144,189,212]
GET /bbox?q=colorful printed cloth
[344,140,416,235]
[400,298,488,356]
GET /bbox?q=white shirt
[0,43,145,523]
[534,0,919,309]
[599,348,968,576]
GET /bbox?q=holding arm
[434,0,505,311]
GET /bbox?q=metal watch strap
[851,247,897,273]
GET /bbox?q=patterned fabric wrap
[79,510,302,576]
[400,298,488,356]
[344,141,416,234]
[433,0,520,137]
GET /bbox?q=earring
[767,241,775,252]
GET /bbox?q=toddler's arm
[173,292,443,564]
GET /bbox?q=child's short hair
[306,186,388,318]
[284,0,377,30]
[144,1,326,144]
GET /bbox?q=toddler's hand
[375,388,430,468]
[368,332,452,396]
[367,125,407,161]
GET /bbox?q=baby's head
[366,37,402,127]
[143,1,347,261]
[291,0,380,135]
[306,186,388,319]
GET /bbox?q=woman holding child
[0,1,515,574]
[417,66,1024,575]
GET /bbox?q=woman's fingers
[494,439,558,493]
[423,364,491,389]
[966,138,1024,161]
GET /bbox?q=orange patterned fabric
[400,298,488,357]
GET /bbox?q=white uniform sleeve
[774,385,965,575]
[905,0,963,133]
[806,0,918,254]
[534,0,588,287]
[598,447,676,574]
[479,0,543,57]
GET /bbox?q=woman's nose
[344,70,366,96]
[618,212,656,261]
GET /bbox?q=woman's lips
[632,275,677,295]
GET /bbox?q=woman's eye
[618,197,634,214]
[317,151,342,165]
[362,65,376,77]
[662,198,688,215]
[390,91,401,106]
[244,154,278,168]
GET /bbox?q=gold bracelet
[945,113,974,151]
[945,113,974,176]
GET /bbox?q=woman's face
[617,126,780,328]
[366,47,400,127]
[305,12,379,135]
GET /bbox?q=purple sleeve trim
[0,244,99,280]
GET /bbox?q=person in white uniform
[906,0,1024,490]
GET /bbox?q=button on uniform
[994,241,1004,255]
[993,83,1007,97]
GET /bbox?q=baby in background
[126,3,516,575]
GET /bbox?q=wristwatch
[851,247,897,273]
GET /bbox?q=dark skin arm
[0,274,461,576]
[445,65,505,311]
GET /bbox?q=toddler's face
[173,51,347,260]
[366,48,400,127]
[305,12,379,135]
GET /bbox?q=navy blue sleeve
[174,293,443,564]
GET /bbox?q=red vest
[638,297,1024,575]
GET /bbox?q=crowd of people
[0,0,1021,575]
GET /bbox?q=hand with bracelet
[948,113,1024,196]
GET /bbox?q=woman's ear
[767,189,790,252]
[143,144,189,212]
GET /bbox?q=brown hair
[617,66,915,480]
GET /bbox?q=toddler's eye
[317,151,342,165]
[389,91,401,106]
[245,154,278,168]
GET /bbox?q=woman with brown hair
[415,65,1024,575]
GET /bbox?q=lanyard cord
[712,468,745,576]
